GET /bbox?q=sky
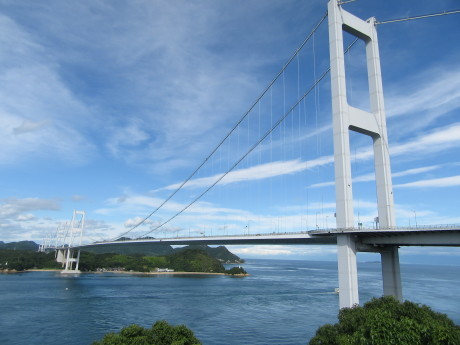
[0,0,459,263]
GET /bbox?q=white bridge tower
[53,210,85,273]
[328,0,401,308]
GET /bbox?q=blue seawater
[0,259,458,345]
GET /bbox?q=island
[0,241,248,276]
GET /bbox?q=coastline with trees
[0,241,247,276]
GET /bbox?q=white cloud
[71,195,86,202]
[231,245,337,257]
[395,175,460,189]
[310,165,442,188]
[161,155,334,191]
[391,123,460,157]
[0,14,97,166]
[392,165,440,178]
[16,214,36,221]
[387,67,460,124]
[0,197,60,218]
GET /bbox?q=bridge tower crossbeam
[328,0,400,308]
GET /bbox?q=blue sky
[0,0,459,263]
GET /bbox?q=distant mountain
[0,241,39,251]
[0,240,244,263]
[84,242,174,256]
[175,245,244,263]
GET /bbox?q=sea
[1,259,459,345]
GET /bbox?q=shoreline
[8,268,248,276]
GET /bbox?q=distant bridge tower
[328,0,401,308]
[54,210,85,273]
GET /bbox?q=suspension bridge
[40,0,460,309]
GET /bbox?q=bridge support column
[337,234,359,308]
[56,248,66,265]
[381,246,402,301]
[62,248,81,273]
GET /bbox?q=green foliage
[0,249,61,271]
[79,252,153,272]
[177,245,244,263]
[309,296,460,345]
[84,242,174,256]
[92,320,201,345]
[225,266,247,275]
[167,249,225,273]
[0,242,245,274]
[144,256,169,268]
[78,249,228,274]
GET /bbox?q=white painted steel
[328,0,398,307]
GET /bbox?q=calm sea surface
[1,259,459,345]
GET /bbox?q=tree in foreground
[92,320,201,345]
[309,296,460,345]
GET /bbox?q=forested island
[0,241,247,275]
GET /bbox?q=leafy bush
[92,320,201,345]
[309,296,460,345]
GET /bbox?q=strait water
[0,259,459,345]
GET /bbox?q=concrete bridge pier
[380,246,402,301]
[56,248,66,265]
[337,234,359,308]
[337,238,403,308]
[56,248,81,273]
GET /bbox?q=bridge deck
[79,228,460,249]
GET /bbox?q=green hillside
[174,245,244,263]
[0,249,60,271]
[0,241,39,251]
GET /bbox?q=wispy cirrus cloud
[310,164,442,188]
[394,175,460,189]
[160,156,334,191]
[0,13,96,166]
[158,120,459,192]
[386,66,460,123]
[391,123,460,156]
[162,121,458,193]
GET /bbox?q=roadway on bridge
[80,227,460,250]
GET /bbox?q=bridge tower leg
[63,248,81,273]
[328,0,400,308]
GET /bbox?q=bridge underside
[81,233,337,249]
[312,228,460,247]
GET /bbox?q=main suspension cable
[134,38,359,239]
[111,12,328,241]
[139,69,331,238]
[376,9,460,25]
